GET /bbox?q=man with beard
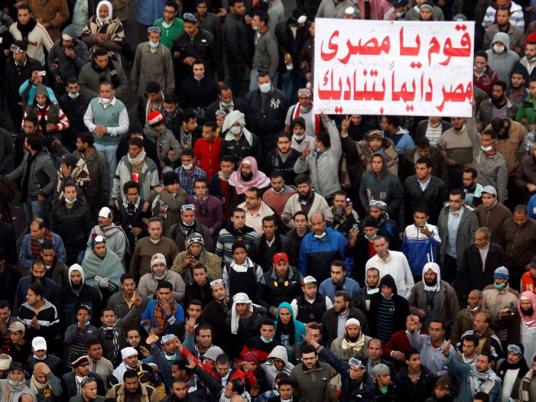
[168,204,214,252]
[285,211,309,268]
[200,279,231,348]
[187,178,225,238]
[329,318,370,361]
[329,192,359,236]
[0,362,33,402]
[139,253,185,302]
[265,133,300,186]
[496,344,529,401]
[62,264,102,327]
[107,273,148,319]
[409,262,460,331]
[88,207,128,264]
[68,375,105,402]
[106,368,159,401]
[507,70,527,106]
[478,81,516,129]
[484,7,524,54]
[322,291,369,347]
[171,233,221,284]
[511,32,536,81]
[13,260,60,314]
[262,172,296,217]
[229,157,270,208]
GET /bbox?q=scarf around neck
[128,150,146,166]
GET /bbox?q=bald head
[310,213,326,235]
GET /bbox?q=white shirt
[237,201,274,235]
[365,250,415,299]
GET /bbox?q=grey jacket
[486,31,520,82]
[294,119,342,198]
[6,150,56,198]
[78,61,129,100]
[47,37,89,80]
[253,30,279,78]
[437,205,479,268]
[131,42,175,98]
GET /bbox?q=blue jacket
[299,227,351,282]
[319,277,361,301]
[137,0,167,25]
[18,232,66,270]
[274,302,306,345]
[140,299,185,336]
[528,193,536,219]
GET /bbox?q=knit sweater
[9,20,54,65]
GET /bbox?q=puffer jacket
[112,155,160,203]
[294,119,342,198]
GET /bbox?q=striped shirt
[216,226,258,264]
[376,298,395,342]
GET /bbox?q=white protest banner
[313,19,474,117]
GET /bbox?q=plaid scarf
[154,301,177,333]
[30,230,53,261]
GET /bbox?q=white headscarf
[223,110,253,145]
[96,0,113,25]
[422,262,441,292]
[230,293,253,335]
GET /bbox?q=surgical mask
[68,92,79,99]
[148,40,159,48]
[493,44,505,54]
[481,145,493,152]
[230,125,242,135]
[259,83,271,93]
[101,97,111,105]
[529,56,536,63]
[494,282,506,290]
[65,197,77,205]
[182,163,193,170]
[470,305,480,312]
[396,11,405,18]
[221,101,233,108]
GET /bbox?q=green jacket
[515,95,536,128]
[154,17,184,49]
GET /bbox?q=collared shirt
[477,244,490,269]
[83,96,129,136]
[446,208,464,258]
[418,176,432,191]
[237,201,275,235]
[337,310,349,338]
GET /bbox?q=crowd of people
[1,0,536,401]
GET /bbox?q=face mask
[68,92,79,99]
[259,83,271,93]
[101,97,111,105]
[65,197,77,205]
[230,125,242,135]
[182,163,193,170]
[148,40,159,48]
[481,145,493,152]
[493,44,505,54]
[470,305,480,312]
[529,56,536,62]
[194,75,203,81]
[494,282,507,290]
[221,101,233,108]
[396,11,405,17]
[252,25,259,31]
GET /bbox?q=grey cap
[481,185,497,197]
[372,363,390,376]
[204,346,224,361]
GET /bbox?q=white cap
[345,318,361,328]
[98,207,113,218]
[121,347,138,360]
[62,32,73,40]
[302,275,317,286]
[32,337,47,351]
[0,354,12,371]
[297,15,307,24]
[345,6,355,15]
[151,253,167,267]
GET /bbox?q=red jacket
[521,271,536,294]
[474,67,499,96]
[194,137,222,180]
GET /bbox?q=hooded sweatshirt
[63,264,102,327]
[261,345,295,387]
[486,32,520,81]
[274,302,306,346]
[358,152,404,228]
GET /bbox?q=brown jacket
[408,280,461,329]
[500,217,536,270]
[26,0,70,40]
[105,383,159,402]
[476,201,512,243]
[485,119,527,175]
[516,153,536,195]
